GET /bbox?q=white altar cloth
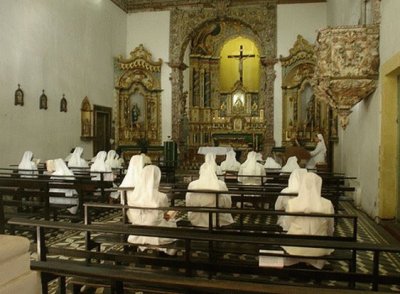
[197,146,233,156]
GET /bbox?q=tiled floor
[9,200,400,293]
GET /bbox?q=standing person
[186,163,234,228]
[306,134,327,169]
[282,172,334,269]
[126,165,177,255]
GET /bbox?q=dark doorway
[93,105,112,155]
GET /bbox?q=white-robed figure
[238,151,266,185]
[220,150,241,173]
[90,151,113,181]
[18,151,38,178]
[264,157,281,169]
[204,153,222,175]
[306,134,327,169]
[126,165,177,253]
[282,172,335,269]
[49,158,79,214]
[67,147,89,168]
[186,163,234,227]
[275,168,307,231]
[116,155,145,203]
[281,156,300,173]
[105,150,122,169]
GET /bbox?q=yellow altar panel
[219,37,260,92]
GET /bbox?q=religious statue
[131,103,140,124]
[232,92,245,112]
[228,45,255,83]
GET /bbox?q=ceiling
[110,0,326,13]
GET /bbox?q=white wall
[328,0,381,218]
[0,0,126,165]
[380,0,400,63]
[275,3,327,146]
[126,11,171,143]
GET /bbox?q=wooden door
[93,105,112,155]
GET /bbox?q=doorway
[93,105,112,155]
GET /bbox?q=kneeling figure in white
[126,165,177,254]
[282,172,334,269]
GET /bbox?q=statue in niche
[232,92,245,113]
[220,100,227,116]
[306,95,315,128]
[251,101,258,116]
[131,103,140,124]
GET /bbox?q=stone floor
[8,200,400,293]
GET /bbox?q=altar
[197,146,233,156]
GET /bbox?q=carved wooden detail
[169,1,277,156]
[280,35,334,146]
[313,25,379,129]
[115,44,163,145]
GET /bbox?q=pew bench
[8,217,400,293]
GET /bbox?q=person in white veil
[67,147,89,168]
[126,165,177,255]
[281,156,300,173]
[116,155,144,204]
[220,150,241,173]
[306,134,327,169]
[282,172,334,269]
[264,157,281,169]
[105,150,121,169]
[203,153,222,175]
[49,158,79,214]
[275,168,307,231]
[238,151,266,185]
[64,148,75,163]
[18,151,38,178]
[90,151,113,181]
[186,163,234,227]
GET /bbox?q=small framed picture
[40,90,48,110]
[15,84,24,106]
[60,94,67,112]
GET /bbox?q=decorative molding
[313,25,379,129]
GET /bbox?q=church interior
[3,0,400,293]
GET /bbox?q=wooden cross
[227,45,255,83]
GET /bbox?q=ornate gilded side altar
[114,44,163,146]
[280,35,336,147]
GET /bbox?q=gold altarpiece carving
[186,21,266,152]
[114,45,163,146]
[280,35,337,147]
[169,2,277,161]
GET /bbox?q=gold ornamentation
[313,25,379,129]
[115,45,163,145]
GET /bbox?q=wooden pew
[0,172,116,231]
[8,216,399,293]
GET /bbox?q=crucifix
[227,45,255,83]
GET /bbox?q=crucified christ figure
[227,45,255,83]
